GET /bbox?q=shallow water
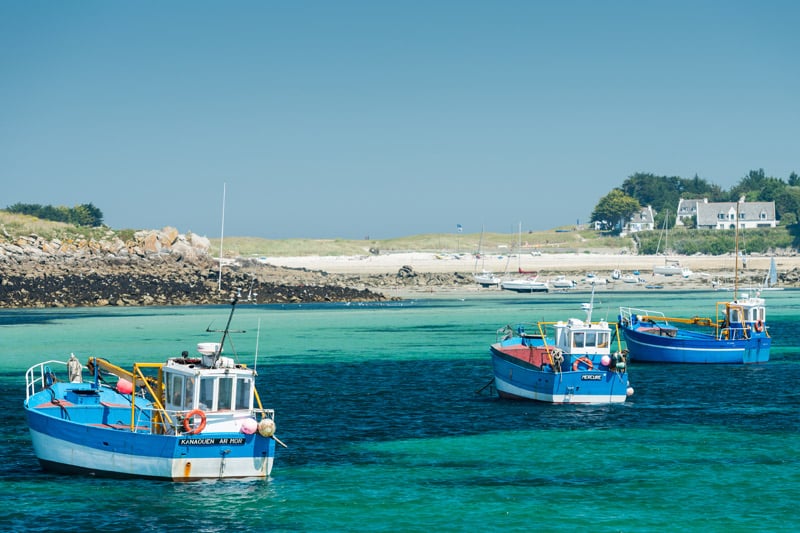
[1,290,798,531]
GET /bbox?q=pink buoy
[116,378,133,394]
[240,418,258,434]
[601,355,611,367]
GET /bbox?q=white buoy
[627,387,634,396]
[258,418,276,437]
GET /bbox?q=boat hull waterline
[25,381,275,480]
[490,346,630,403]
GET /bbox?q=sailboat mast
[734,199,741,297]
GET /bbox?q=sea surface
[1,289,798,532]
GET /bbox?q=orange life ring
[183,409,207,435]
[572,356,594,371]
[754,320,764,333]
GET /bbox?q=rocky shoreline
[1,228,797,308]
[0,228,476,308]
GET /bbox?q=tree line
[5,202,105,227]
[591,169,800,231]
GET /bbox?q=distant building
[674,198,704,227]
[623,205,655,234]
[685,198,779,230]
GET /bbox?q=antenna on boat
[206,290,247,365]
[585,285,596,322]
[218,182,227,292]
[254,317,261,373]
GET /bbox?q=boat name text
[179,437,246,446]
[580,374,603,381]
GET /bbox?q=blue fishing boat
[23,295,283,481]
[619,201,771,364]
[489,297,633,403]
[618,291,770,364]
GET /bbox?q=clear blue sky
[2,1,797,239]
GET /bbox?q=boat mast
[474,225,484,274]
[734,197,742,297]
[210,292,240,363]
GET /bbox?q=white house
[624,205,655,234]
[687,198,778,230]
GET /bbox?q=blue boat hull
[25,383,275,480]
[620,326,771,364]
[490,346,630,404]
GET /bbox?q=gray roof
[696,201,776,227]
[676,198,704,219]
[630,206,654,224]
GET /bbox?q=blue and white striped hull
[26,410,274,480]
[490,349,629,404]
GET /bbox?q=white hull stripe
[29,428,272,479]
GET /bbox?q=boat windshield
[570,330,609,349]
[196,374,254,412]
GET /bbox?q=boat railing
[619,307,667,326]
[25,360,69,401]
[495,323,540,342]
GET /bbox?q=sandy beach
[260,251,795,276]
[257,251,798,299]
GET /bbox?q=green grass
[214,227,630,257]
[5,209,794,257]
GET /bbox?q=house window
[760,211,767,219]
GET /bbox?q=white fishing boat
[474,270,502,287]
[654,259,692,277]
[501,277,549,293]
[584,273,607,285]
[550,275,576,289]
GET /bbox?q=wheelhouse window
[218,377,234,410]
[585,331,597,347]
[235,377,252,410]
[184,377,194,409]
[199,377,215,410]
[168,374,184,408]
[597,331,610,348]
[572,332,585,348]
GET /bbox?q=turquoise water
[1,290,799,532]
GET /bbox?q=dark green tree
[591,189,641,232]
[5,202,104,226]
